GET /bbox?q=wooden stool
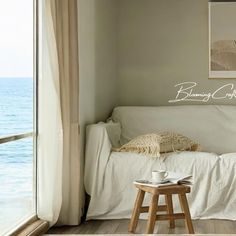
[128,184,194,234]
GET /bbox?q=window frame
[0,0,39,234]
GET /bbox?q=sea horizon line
[0,77,33,79]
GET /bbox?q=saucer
[150,179,169,184]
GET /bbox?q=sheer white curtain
[38,0,83,226]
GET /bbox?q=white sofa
[84,105,236,220]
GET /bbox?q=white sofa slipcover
[84,105,236,220]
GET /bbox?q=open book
[134,171,193,187]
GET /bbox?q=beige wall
[78,0,118,125]
[78,0,118,158]
[78,0,236,134]
[117,0,236,106]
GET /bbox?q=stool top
[135,183,191,195]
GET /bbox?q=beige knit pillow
[114,132,200,157]
[114,133,161,157]
[159,131,200,153]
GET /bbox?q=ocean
[0,78,34,235]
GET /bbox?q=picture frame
[209,1,236,79]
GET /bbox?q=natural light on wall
[0,0,35,235]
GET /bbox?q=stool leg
[165,194,175,228]
[145,194,159,234]
[129,189,145,233]
[178,193,194,234]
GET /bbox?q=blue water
[0,77,33,136]
[0,78,34,234]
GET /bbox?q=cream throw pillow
[114,133,161,157]
[159,132,200,153]
[114,132,200,157]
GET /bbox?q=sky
[210,3,236,43]
[0,0,33,78]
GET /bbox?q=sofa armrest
[84,123,120,195]
[100,122,121,148]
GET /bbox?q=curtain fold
[38,0,83,226]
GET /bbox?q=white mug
[152,170,168,182]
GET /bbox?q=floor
[46,219,236,234]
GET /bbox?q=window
[0,0,36,235]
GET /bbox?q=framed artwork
[209,1,236,79]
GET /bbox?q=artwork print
[209,2,236,78]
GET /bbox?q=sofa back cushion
[111,105,236,154]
